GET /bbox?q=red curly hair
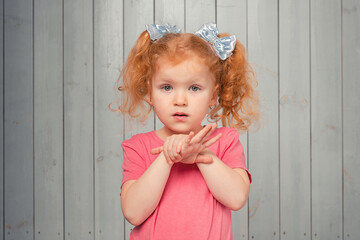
[111,30,259,131]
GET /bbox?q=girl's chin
[163,125,203,135]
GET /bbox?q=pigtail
[110,31,153,122]
[210,33,259,130]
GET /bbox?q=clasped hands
[150,123,222,165]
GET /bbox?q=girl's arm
[197,149,250,211]
[123,126,222,226]
[121,152,172,226]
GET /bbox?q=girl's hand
[150,123,222,165]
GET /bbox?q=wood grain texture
[4,0,34,239]
[279,0,311,239]
[1,1,360,240]
[247,0,279,239]
[311,0,343,239]
[155,0,184,28]
[94,0,125,239]
[123,0,154,238]
[34,0,64,239]
[343,0,360,239]
[185,0,215,32]
[64,0,94,239]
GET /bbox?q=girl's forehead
[154,54,207,70]
[152,55,216,84]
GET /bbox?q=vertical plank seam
[1,10,3,240]
[184,0,186,32]
[92,0,95,239]
[62,0,65,238]
[32,0,35,239]
[277,0,281,239]
[340,0,344,239]
[308,0,312,239]
[215,0,217,24]
[2,0,4,238]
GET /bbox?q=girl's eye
[189,86,200,92]
[162,85,173,91]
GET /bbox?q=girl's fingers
[173,135,183,162]
[166,135,183,163]
[201,123,217,143]
[190,124,212,144]
[180,131,194,152]
[163,138,173,163]
[150,146,163,155]
[191,123,217,144]
[167,136,177,162]
[203,133,222,148]
[186,131,195,144]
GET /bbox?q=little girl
[115,23,259,240]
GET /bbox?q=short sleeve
[220,128,252,183]
[121,139,147,187]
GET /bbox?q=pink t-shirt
[121,127,251,240]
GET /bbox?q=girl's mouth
[173,112,188,121]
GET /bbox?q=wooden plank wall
[1,0,360,239]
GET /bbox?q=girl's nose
[173,91,187,106]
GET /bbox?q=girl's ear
[145,93,153,106]
[210,84,219,107]
[147,96,153,105]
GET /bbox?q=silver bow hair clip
[145,23,181,41]
[145,23,236,60]
[195,23,236,60]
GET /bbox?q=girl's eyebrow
[156,78,174,84]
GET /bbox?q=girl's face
[150,55,218,139]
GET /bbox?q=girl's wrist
[201,148,214,156]
[195,148,216,166]
[160,152,175,167]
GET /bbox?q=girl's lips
[172,112,189,121]
[172,112,188,117]
[173,115,188,121]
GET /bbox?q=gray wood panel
[2,1,360,240]
[185,0,215,32]
[123,0,154,238]
[247,0,279,239]
[4,0,34,239]
[343,0,360,239]
[311,0,343,239]
[0,0,3,238]
[279,1,311,239]
[217,0,249,239]
[63,0,94,239]
[94,0,124,239]
[34,0,64,239]
[155,0,185,28]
